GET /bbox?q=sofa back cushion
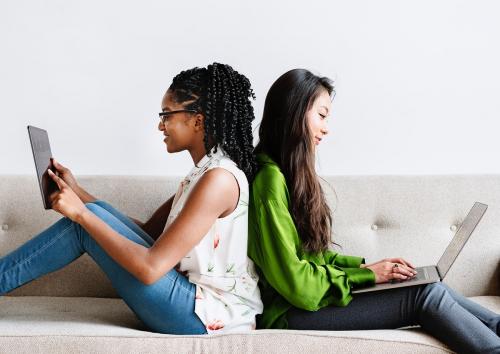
[0,175,498,297]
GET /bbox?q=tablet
[27,125,58,209]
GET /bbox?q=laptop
[352,202,487,294]
[27,125,58,210]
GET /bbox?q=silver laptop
[352,202,487,294]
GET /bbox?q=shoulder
[208,154,249,193]
[183,168,239,215]
[252,161,289,203]
[198,167,239,193]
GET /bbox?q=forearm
[76,209,154,283]
[75,185,98,204]
[77,188,146,230]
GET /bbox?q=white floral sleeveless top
[163,147,263,333]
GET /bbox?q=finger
[394,258,414,269]
[390,258,415,270]
[405,266,417,277]
[49,190,59,204]
[50,157,57,170]
[48,169,68,189]
[392,273,408,280]
[387,258,403,265]
[385,261,395,270]
[48,192,62,213]
[392,261,417,276]
[393,264,415,277]
[398,258,417,271]
[48,168,61,188]
[402,258,416,269]
[51,158,64,172]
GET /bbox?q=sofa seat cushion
[0,296,498,353]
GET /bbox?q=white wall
[1,0,499,176]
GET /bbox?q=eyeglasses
[158,109,198,124]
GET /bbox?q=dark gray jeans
[287,282,500,354]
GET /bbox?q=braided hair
[168,63,258,181]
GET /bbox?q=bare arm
[52,158,98,204]
[51,158,171,235]
[48,168,239,285]
[76,190,175,240]
[76,183,173,239]
[140,195,175,241]
[74,185,98,204]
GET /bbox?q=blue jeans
[287,282,500,354]
[0,200,207,335]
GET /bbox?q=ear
[193,113,205,132]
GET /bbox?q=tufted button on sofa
[0,175,498,353]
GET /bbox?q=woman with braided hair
[0,63,263,334]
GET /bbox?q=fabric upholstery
[0,175,498,353]
[2,296,497,353]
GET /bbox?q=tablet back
[27,125,58,209]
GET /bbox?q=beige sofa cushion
[1,175,499,298]
[3,295,497,353]
[0,175,499,353]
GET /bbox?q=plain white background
[1,0,499,176]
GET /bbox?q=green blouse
[248,153,376,329]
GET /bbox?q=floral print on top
[163,147,263,333]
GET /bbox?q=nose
[322,126,329,136]
[158,120,164,131]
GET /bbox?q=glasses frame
[158,109,198,124]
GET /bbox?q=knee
[87,200,107,208]
[73,204,104,245]
[84,202,103,214]
[423,282,446,297]
[420,282,448,310]
[81,203,107,230]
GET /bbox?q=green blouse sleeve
[252,197,375,311]
[324,249,365,268]
[323,246,376,287]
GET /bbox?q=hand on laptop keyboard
[362,258,418,284]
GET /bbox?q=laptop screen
[436,202,487,278]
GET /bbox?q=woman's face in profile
[306,89,331,147]
[159,90,199,153]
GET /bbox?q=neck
[189,143,215,166]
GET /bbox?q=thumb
[51,158,63,170]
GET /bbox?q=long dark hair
[169,63,258,181]
[255,69,335,253]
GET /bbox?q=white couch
[0,175,498,353]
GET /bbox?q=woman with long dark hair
[1,63,263,334]
[248,68,499,353]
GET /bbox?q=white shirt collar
[187,146,225,181]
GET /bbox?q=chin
[166,144,183,154]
